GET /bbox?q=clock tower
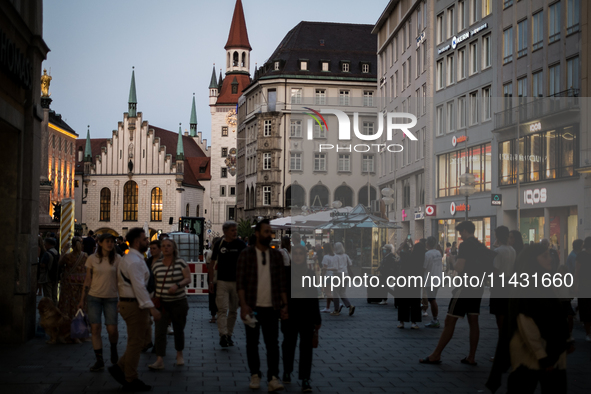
[206,0,251,237]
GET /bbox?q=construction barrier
[186,260,209,294]
[59,198,75,254]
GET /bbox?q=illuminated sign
[450,202,470,216]
[425,205,436,216]
[524,188,547,205]
[437,23,488,56]
[452,135,468,147]
[491,194,502,206]
[529,122,542,133]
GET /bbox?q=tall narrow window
[447,101,455,133]
[470,91,479,125]
[459,0,466,30]
[482,0,491,17]
[263,186,272,206]
[363,91,374,107]
[470,41,478,74]
[222,126,228,136]
[549,2,561,43]
[482,34,491,68]
[436,105,444,136]
[339,90,350,106]
[458,96,466,129]
[314,154,326,171]
[186,204,190,217]
[436,60,444,90]
[567,56,580,91]
[517,20,528,57]
[290,120,302,137]
[549,64,561,96]
[123,181,138,221]
[264,120,272,136]
[447,7,455,38]
[437,13,444,44]
[338,154,350,172]
[290,88,302,104]
[447,55,455,85]
[503,27,513,64]
[315,89,326,105]
[290,153,302,170]
[567,0,580,34]
[263,153,272,170]
[362,155,374,173]
[470,0,478,25]
[533,71,543,97]
[483,86,492,120]
[150,187,162,221]
[532,12,544,50]
[458,47,466,80]
[100,188,111,222]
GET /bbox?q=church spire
[218,69,223,89]
[208,65,218,89]
[176,123,184,160]
[190,94,197,137]
[225,0,251,51]
[84,126,92,162]
[128,67,137,117]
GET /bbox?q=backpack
[47,249,61,282]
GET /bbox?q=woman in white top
[331,243,355,316]
[320,244,337,313]
[79,233,122,372]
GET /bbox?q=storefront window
[437,143,491,197]
[498,125,578,186]
[520,217,545,244]
[438,217,491,249]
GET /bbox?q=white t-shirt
[334,253,352,274]
[86,253,121,298]
[255,247,272,307]
[321,254,339,276]
[423,249,443,285]
[493,244,516,277]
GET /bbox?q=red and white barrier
[186,259,209,295]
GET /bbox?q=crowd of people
[34,219,591,393]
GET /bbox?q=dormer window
[362,63,370,73]
[342,62,350,72]
[322,62,330,71]
[300,60,308,71]
[274,61,280,71]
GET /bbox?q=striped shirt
[152,258,188,301]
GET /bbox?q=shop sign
[425,205,436,216]
[0,28,33,90]
[491,194,502,206]
[450,202,470,216]
[401,209,407,220]
[524,188,547,205]
[529,122,542,133]
[416,31,426,47]
[437,23,488,55]
[452,135,468,147]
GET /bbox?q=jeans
[117,301,150,382]
[154,298,189,357]
[245,307,280,380]
[216,280,238,336]
[281,318,314,380]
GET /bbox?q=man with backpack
[42,237,60,304]
[420,221,493,366]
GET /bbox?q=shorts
[426,286,439,301]
[489,297,509,316]
[448,291,482,318]
[87,295,119,325]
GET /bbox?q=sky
[42,0,387,144]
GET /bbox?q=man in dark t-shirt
[209,221,246,348]
[420,221,485,366]
[82,230,97,255]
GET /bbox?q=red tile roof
[225,0,251,50]
[217,73,251,105]
[149,125,207,162]
[183,157,211,189]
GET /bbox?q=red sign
[450,202,470,216]
[452,135,468,147]
[425,205,436,216]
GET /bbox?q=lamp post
[381,188,394,220]
[459,173,476,221]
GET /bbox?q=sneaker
[378,300,388,305]
[282,372,291,384]
[397,323,404,329]
[249,374,261,389]
[167,325,174,335]
[123,379,152,392]
[422,311,429,317]
[411,323,420,330]
[320,308,331,313]
[425,320,440,328]
[90,359,104,372]
[227,336,235,346]
[220,335,229,348]
[268,376,284,392]
[330,311,340,316]
[348,305,356,316]
[302,379,312,392]
[107,364,126,385]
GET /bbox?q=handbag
[71,309,90,338]
[152,260,173,310]
[312,328,319,348]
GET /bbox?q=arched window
[100,188,111,221]
[358,185,377,208]
[246,186,250,209]
[334,185,354,207]
[123,181,138,221]
[227,52,230,69]
[196,205,200,217]
[241,51,246,67]
[186,203,190,217]
[150,187,162,221]
[285,184,306,208]
[251,187,256,208]
[310,185,329,208]
[233,51,239,67]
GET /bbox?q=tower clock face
[225,109,237,128]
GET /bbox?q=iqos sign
[524,188,547,205]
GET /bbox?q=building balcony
[494,89,580,131]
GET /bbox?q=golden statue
[41,69,52,97]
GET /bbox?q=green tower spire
[208,65,218,89]
[128,67,137,117]
[84,125,92,162]
[176,123,184,160]
[218,69,223,90]
[190,93,197,137]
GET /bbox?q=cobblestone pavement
[1,295,590,394]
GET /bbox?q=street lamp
[331,200,342,209]
[381,187,394,220]
[459,173,476,221]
